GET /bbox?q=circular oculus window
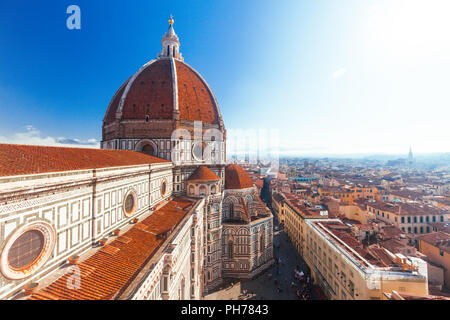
[192,142,209,162]
[0,221,55,280]
[8,230,44,270]
[123,190,138,217]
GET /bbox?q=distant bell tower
[408,146,414,165]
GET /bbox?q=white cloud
[0,125,100,149]
[332,67,347,79]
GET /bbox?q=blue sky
[0,0,449,155]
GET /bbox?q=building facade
[222,165,274,280]
[304,219,429,300]
[418,232,450,290]
[283,197,329,256]
[367,201,448,240]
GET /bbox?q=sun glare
[365,0,450,63]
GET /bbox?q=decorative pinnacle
[169,14,174,26]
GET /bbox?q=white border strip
[117,59,157,114]
[170,58,179,112]
[176,60,225,125]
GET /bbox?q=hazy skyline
[0,0,449,155]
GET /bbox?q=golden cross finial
[169,14,174,26]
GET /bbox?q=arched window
[211,185,216,194]
[199,185,206,196]
[247,201,253,216]
[229,202,234,219]
[167,45,170,56]
[161,181,167,197]
[260,233,265,252]
[228,241,233,259]
[180,277,185,300]
[189,185,195,195]
[142,144,155,156]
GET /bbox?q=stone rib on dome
[187,166,221,182]
[225,164,254,190]
[175,60,219,124]
[122,59,174,120]
[104,78,130,124]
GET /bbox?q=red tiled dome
[225,164,254,190]
[187,166,221,182]
[103,59,220,125]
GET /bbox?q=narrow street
[205,216,323,300]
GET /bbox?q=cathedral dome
[225,164,254,190]
[103,18,223,128]
[103,59,221,125]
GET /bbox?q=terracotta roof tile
[225,164,254,189]
[104,77,130,124]
[29,197,194,300]
[368,201,448,216]
[122,59,174,121]
[380,239,413,254]
[104,59,220,125]
[187,166,220,181]
[239,197,251,222]
[418,232,450,253]
[0,144,170,177]
[176,60,219,124]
